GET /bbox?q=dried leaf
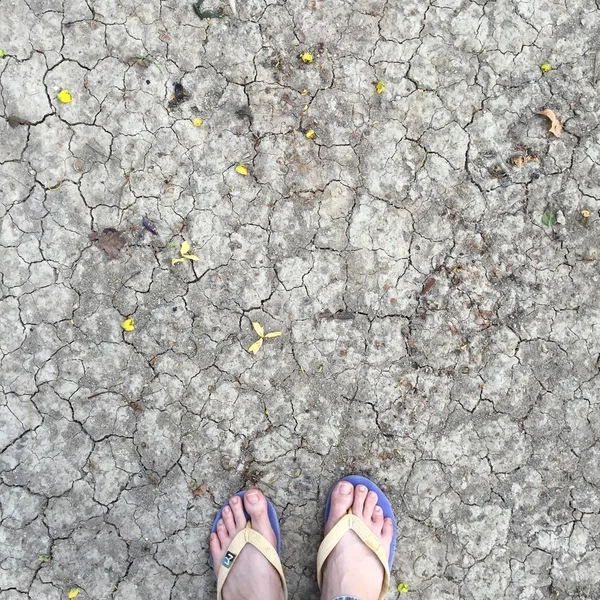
[235,164,248,176]
[68,589,80,599]
[142,216,158,234]
[89,228,126,259]
[301,88,308,95]
[57,89,72,103]
[192,117,204,127]
[305,129,316,139]
[38,554,51,562]
[264,331,282,338]
[252,321,265,337]
[375,81,386,94]
[191,482,208,497]
[511,154,539,167]
[421,278,436,295]
[248,338,263,354]
[121,318,135,331]
[301,52,313,63]
[537,109,562,137]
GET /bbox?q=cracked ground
[1,0,600,598]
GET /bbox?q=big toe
[325,480,354,534]
[243,489,277,547]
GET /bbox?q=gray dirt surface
[1,0,600,598]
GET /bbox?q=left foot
[209,489,285,600]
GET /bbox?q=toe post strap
[316,510,391,600]
[217,522,288,600]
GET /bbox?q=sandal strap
[217,522,288,600]
[316,509,390,600]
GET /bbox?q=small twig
[593,50,599,85]
[88,390,129,400]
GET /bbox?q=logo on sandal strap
[222,551,236,568]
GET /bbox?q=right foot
[320,481,394,600]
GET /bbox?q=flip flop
[317,475,397,600]
[210,490,288,600]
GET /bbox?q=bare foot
[320,481,394,600]
[210,489,285,600]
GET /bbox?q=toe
[382,517,395,547]
[363,490,378,520]
[372,505,384,530]
[209,531,221,555]
[222,504,236,535]
[243,489,268,523]
[216,519,229,544]
[229,494,247,529]
[325,480,354,533]
[243,489,277,548]
[352,483,368,515]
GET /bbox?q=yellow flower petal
[305,129,316,139]
[540,63,551,72]
[57,89,73,103]
[301,52,313,63]
[252,322,265,338]
[235,164,248,176]
[68,588,80,598]
[192,117,204,127]
[182,253,199,261]
[375,81,385,94]
[172,257,186,266]
[264,331,282,338]
[248,338,263,354]
[397,583,409,593]
[180,241,191,256]
[121,318,135,331]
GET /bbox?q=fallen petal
[252,321,265,338]
[121,318,135,331]
[248,338,263,354]
[183,253,200,261]
[264,331,282,338]
[180,240,191,256]
[172,257,186,266]
[57,89,73,103]
[68,588,80,598]
[235,164,248,176]
[375,81,386,94]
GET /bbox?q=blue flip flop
[318,475,397,600]
[210,490,287,600]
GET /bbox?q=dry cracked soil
[1,0,600,599]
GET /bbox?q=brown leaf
[191,482,208,498]
[421,278,436,295]
[89,228,126,259]
[537,109,562,137]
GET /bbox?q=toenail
[368,491,377,500]
[230,496,238,504]
[358,484,367,492]
[375,506,382,513]
[339,482,352,494]
[224,506,231,514]
[246,492,260,504]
